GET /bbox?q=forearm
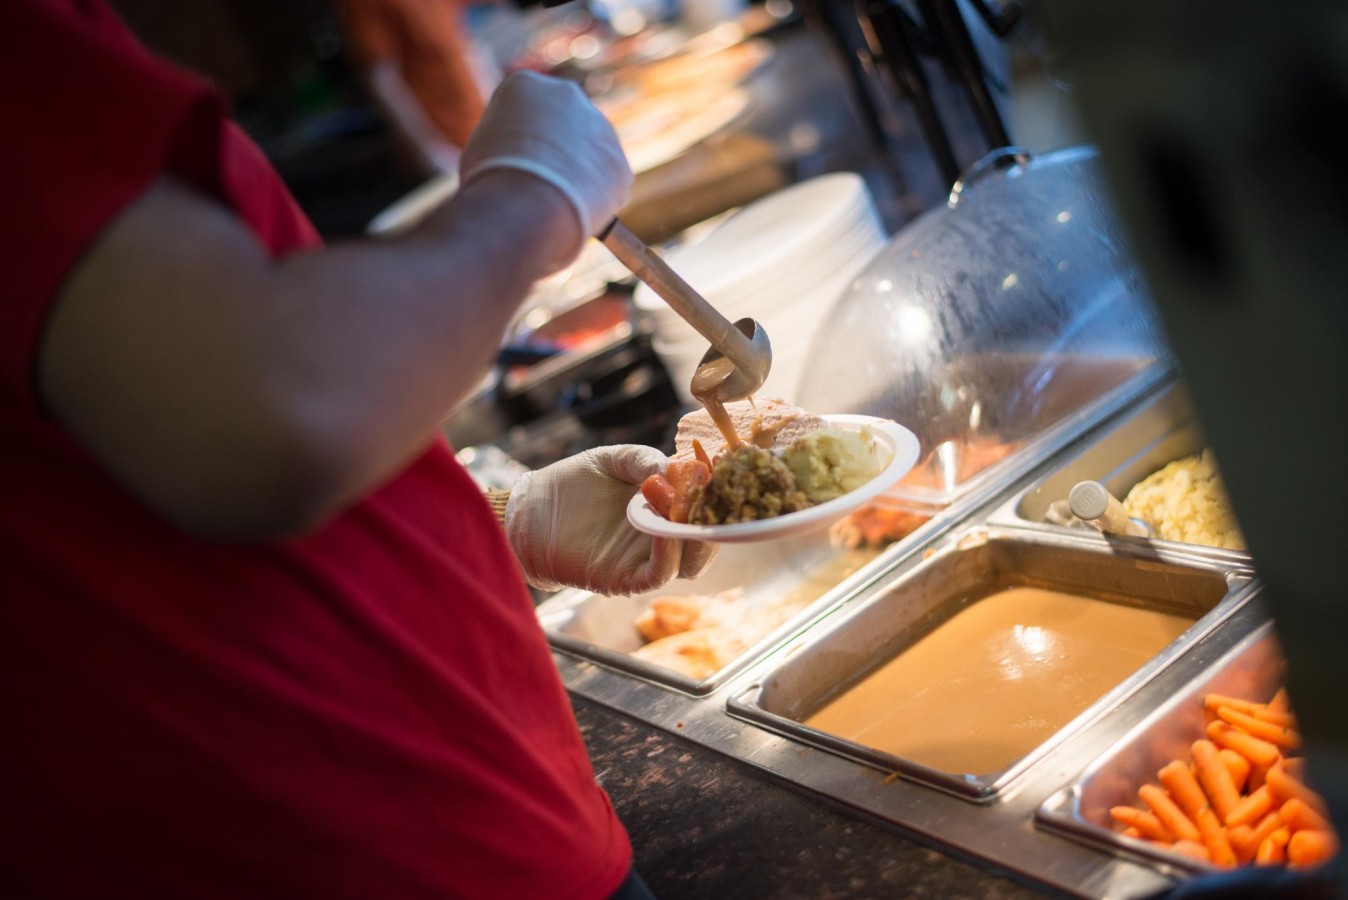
[41,170,578,538]
[268,169,574,470]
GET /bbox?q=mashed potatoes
[782,427,883,502]
[1122,450,1246,551]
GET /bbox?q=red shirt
[0,2,631,897]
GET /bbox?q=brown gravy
[803,586,1193,774]
[750,413,798,449]
[690,357,742,451]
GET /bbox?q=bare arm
[39,169,577,539]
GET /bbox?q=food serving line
[521,148,1305,896]
[377,127,1310,889]
[542,373,1271,898]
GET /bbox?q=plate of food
[628,399,921,543]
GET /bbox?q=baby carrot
[1204,693,1270,717]
[1169,840,1211,863]
[1246,811,1285,853]
[1225,784,1275,828]
[666,459,711,524]
[1194,804,1238,867]
[1269,687,1291,712]
[1159,761,1211,820]
[691,439,713,470]
[1256,827,1291,866]
[1111,806,1173,842]
[1248,761,1271,793]
[1216,706,1302,750]
[1192,739,1241,823]
[1249,706,1297,729]
[640,475,677,520]
[1207,721,1281,768]
[1219,748,1251,793]
[1281,798,1332,834]
[1227,824,1257,863]
[1266,762,1329,812]
[1287,829,1340,867]
[1138,784,1201,842]
[1122,826,1142,839]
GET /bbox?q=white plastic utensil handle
[1069,481,1149,537]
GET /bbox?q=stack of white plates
[634,173,887,403]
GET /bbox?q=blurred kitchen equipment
[455,444,529,491]
[634,172,886,403]
[557,338,681,445]
[680,0,747,32]
[1068,480,1149,537]
[599,218,771,402]
[813,0,1019,189]
[364,172,458,236]
[619,132,787,245]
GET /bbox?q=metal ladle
[598,219,772,402]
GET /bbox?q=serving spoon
[598,219,771,402]
[1068,480,1152,538]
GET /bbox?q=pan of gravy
[730,530,1250,799]
[803,586,1192,775]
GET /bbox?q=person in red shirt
[0,1,711,897]
[342,0,492,174]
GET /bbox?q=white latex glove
[504,445,718,597]
[460,71,632,262]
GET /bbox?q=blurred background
[106,0,1081,240]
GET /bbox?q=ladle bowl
[598,218,772,404]
[693,317,772,402]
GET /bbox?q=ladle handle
[598,219,760,375]
[1068,481,1149,538]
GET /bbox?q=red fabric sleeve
[0,0,221,405]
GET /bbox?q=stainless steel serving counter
[541,378,1279,898]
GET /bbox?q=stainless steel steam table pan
[537,525,937,696]
[988,380,1252,567]
[556,511,1268,896]
[1037,624,1286,877]
[728,527,1258,801]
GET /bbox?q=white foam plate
[632,172,878,308]
[627,415,921,543]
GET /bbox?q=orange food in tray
[1109,687,1340,869]
[829,437,1017,550]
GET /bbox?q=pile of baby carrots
[1109,687,1339,868]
